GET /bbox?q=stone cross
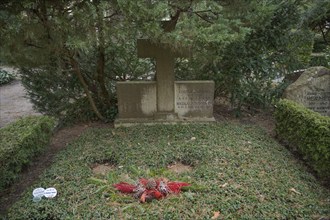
[137,39,188,119]
[114,21,215,127]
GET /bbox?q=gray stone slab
[175,81,215,119]
[116,81,156,118]
[115,80,215,126]
[283,66,330,117]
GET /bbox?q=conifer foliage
[0,1,326,121]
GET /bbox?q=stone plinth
[115,81,215,127]
[283,66,330,117]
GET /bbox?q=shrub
[274,99,330,179]
[309,54,329,68]
[0,116,56,191]
[0,68,15,85]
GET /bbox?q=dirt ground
[0,78,276,215]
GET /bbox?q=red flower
[113,178,190,203]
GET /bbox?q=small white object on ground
[44,187,57,198]
[32,187,57,202]
[32,188,45,198]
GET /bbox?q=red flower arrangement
[113,178,190,203]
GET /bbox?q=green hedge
[0,116,56,191]
[274,99,330,179]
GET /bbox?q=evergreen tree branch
[69,54,106,121]
[319,24,329,44]
[194,12,214,24]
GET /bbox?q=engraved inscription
[176,87,213,110]
[304,91,330,115]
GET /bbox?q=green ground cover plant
[0,68,15,85]
[7,123,330,219]
[0,116,56,191]
[275,99,330,179]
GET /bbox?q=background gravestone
[283,66,330,117]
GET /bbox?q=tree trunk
[70,57,106,121]
[95,1,112,108]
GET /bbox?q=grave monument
[115,23,215,127]
[283,66,330,117]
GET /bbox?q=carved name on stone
[304,91,330,115]
[175,81,214,118]
[283,66,330,117]
[176,89,213,110]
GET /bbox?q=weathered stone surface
[283,66,330,116]
[137,39,188,115]
[175,81,214,118]
[117,82,156,118]
[115,36,215,127]
[116,80,215,122]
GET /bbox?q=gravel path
[0,78,40,128]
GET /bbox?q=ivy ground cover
[7,123,330,219]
